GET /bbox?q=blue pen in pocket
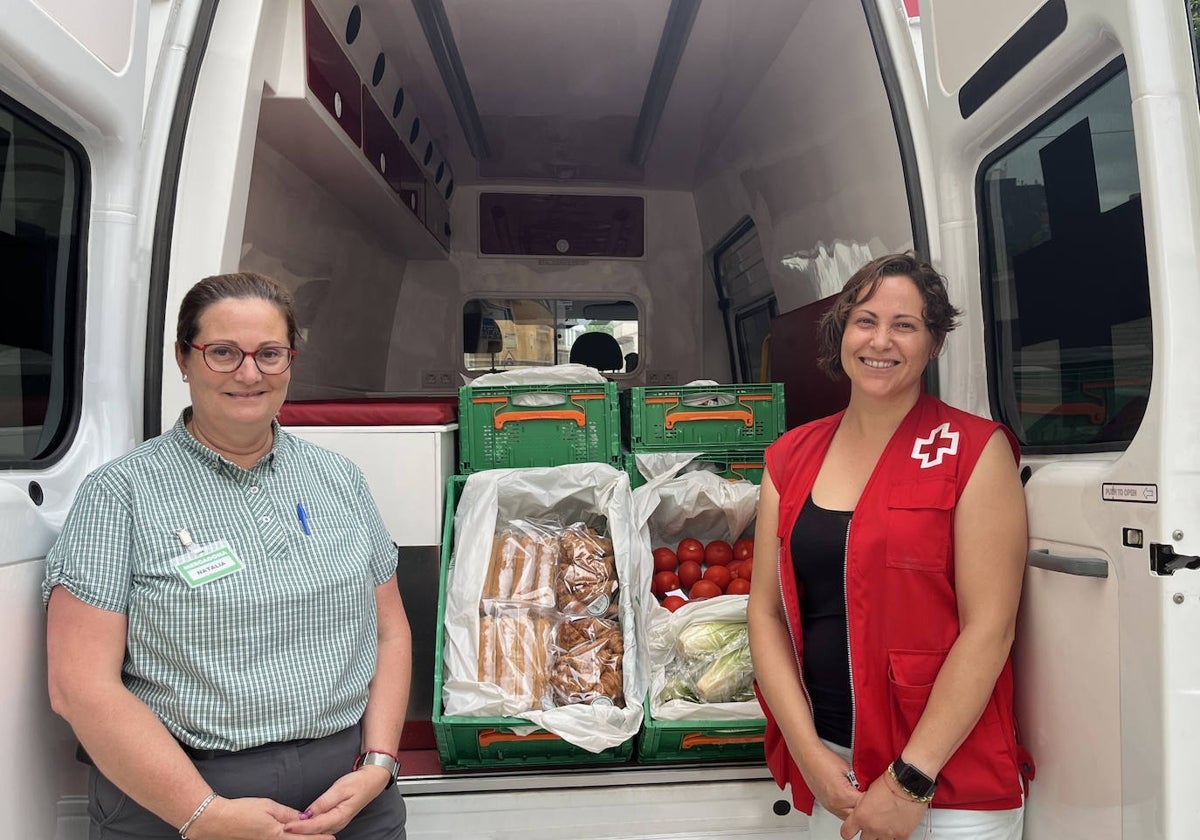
[296,502,313,536]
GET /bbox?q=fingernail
[299,809,312,820]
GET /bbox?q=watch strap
[356,750,401,788]
[889,756,937,802]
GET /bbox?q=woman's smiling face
[840,273,938,403]
[176,297,292,435]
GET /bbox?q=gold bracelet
[178,791,217,839]
[887,763,934,804]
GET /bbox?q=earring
[182,373,189,382]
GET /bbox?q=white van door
[0,3,213,838]
[880,0,1200,837]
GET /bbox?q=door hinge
[1150,543,1200,576]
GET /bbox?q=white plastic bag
[469,363,606,387]
[646,596,765,721]
[441,463,650,752]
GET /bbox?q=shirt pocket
[884,476,956,572]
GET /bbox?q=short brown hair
[816,253,960,379]
[176,272,299,354]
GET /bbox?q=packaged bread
[550,615,624,707]
[555,523,619,619]
[482,520,557,607]
[479,602,558,712]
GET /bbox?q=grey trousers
[87,725,406,840]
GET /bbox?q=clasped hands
[801,744,927,840]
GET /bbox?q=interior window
[0,98,83,463]
[713,219,776,382]
[980,62,1150,449]
[463,298,639,374]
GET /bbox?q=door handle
[1026,548,1108,578]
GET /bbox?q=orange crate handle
[479,393,605,430]
[493,408,587,429]
[680,731,765,749]
[648,394,772,431]
[477,728,561,747]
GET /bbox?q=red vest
[758,393,1031,811]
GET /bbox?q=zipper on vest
[843,517,859,789]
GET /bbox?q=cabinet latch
[1150,543,1200,576]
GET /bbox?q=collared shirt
[44,411,398,751]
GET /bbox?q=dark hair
[176,272,299,353]
[816,253,961,379]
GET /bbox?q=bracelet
[178,791,217,839]
[353,748,402,769]
[887,763,935,804]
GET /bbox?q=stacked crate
[620,383,785,487]
[434,381,633,769]
[622,383,785,763]
[457,381,620,473]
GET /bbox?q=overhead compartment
[258,0,448,259]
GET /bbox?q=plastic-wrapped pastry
[549,616,624,707]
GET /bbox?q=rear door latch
[1150,543,1200,576]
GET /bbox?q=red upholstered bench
[277,397,457,427]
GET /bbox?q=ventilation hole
[409,117,421,144]
[435,162,445,183]
[1020,465,1032,486]
[345,6,362,44]
[372,53,385,86]
[772,800,791,817]
[392,88,405,118]
[444,179,454,200]
[28,481,44,506]
[423,142,433,165]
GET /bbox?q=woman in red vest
[748,254,1031,840]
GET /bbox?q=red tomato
[733,538,755,563]
[678,560,703,591]
[727,560,745,579]
[677,537,705,564]
[738,558,753,581]
[661,595,687,612]
[703,564,732,591]
[652,547,678,573]
[704,540,733,566]
[689,579,723,600]
[652,570,681,597]
[726,578,751,595]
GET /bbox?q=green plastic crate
[458,382,621,473]
[622,384,785,452]
[624,450,765,489]
[432,475,635,770]
[636,698,765,763]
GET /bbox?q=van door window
[463,298,639,373]
[0,98,83,463]
[713,219,776,382]
[980,63,1150,449]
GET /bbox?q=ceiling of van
[364,0,812,189]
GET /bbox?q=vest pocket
[884,476,956,572]
[887,649,1021,805]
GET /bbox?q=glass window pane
[980,65,1150,448]
[0,99,82,462]
[714,220,777,384]
[463,298,639,373]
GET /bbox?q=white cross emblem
[911,422,959,469]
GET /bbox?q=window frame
[976,56,1147,455]
[0,89,89,469]
[711,217,776,384]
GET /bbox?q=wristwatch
[356,750,401,789]
[890,756,937,802]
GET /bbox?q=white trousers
[806,741,1023,840]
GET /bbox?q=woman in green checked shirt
[44,273,412,840]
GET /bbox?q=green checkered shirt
[44,411,398,751]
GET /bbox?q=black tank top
[790,494,853,748]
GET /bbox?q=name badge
[174,539,244,588]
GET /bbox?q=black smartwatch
[890,756,937,802]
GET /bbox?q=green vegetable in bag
[675,621,747,659]
[693,644,755,703]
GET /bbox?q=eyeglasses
[188,342,297,374]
